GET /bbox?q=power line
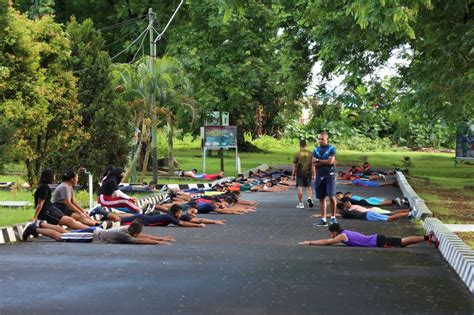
[105,18,147,48]
[98,15,147,32]
[129,29,148,64]
[111,26,150,61]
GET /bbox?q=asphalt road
[0,178,473,315]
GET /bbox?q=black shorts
[376,235,402,247]
[296,172,312,187]
[53,202,74,216]
[38,207,64,225]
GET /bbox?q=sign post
[202,125,238,173]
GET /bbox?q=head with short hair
[127,219,144,237]
[335,192,344,200]
[318,131,329,146]
[39,168,55,185]
[169,204,183,218]
[62,171,78,185]
[336,202,345,212]
[328,223,342,237]
[299,139,307,148]
[344,192,352,197]
[192,169,198,173]
[341,197,352,208]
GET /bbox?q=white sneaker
[296,202,304,209]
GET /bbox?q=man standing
[291,140,315,209]
[312,132,337,226]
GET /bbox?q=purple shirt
[341,230,377,247]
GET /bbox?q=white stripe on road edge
[424,217,474,293]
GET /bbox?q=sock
[330,216,336,219]
[321,218,327,222]
[424,235,429,241]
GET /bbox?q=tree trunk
[167,117,174,175]
[140,133,151,183]
[123,119,146,183]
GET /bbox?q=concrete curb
[0,224,25,244]
[395,171,432,219]
[424,218,474,293]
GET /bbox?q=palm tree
[112,56,195,181]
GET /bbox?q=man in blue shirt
[311,132,337,226]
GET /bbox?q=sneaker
[313,219,328,227]
[22,222,37,241]
[296,202,305,209]
[329,217,338,225]
[402,198,410,206]
[307,198,314,208]
[393,197,402,207]
[408,207,418,220]
[89,205,103,216]
[379,174,387,181]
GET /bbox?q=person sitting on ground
[335,192,404,207]
[98,167,151,214]
[31,169,90,231]
[298,223,439,248]
[22,219,174,245]
[337,203,416,222]
[52,171,100,227]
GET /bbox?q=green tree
[64,17,132,181]
[0,4,85,184]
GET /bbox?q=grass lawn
[456,232,474,249]
[1,137,473,226]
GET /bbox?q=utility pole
[219,111,224,172]
[148,8,158,184]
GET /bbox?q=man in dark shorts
[312,132,337,226]
[291,140,315,209]
[298,223,439,248]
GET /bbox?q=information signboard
[456,121,474,161]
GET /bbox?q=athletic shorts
[53,202,74,216]
[366,211,388,221]
[38,207,64,225]
[315,176,336,199]
[296,172,312,187]
[376,235,402,247]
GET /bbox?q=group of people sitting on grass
[22,165,294,245]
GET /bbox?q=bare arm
[32,199,45,221]
[299,234,346,246]
[191,218,226,225]
[131,238,170,245]
[178,221,205,228]
[314,155,336,167]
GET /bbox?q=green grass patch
[456,232,474,249]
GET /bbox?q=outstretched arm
[191,218,226,225]
[299,234,346,246]
[178,221,205,227]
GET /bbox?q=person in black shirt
[32,169,89,229]
[98,167,146,213]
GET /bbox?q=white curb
[424,217,474,293]
[396,171,432,219]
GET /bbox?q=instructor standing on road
[291,140,315,209]
[312,132,337,226]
